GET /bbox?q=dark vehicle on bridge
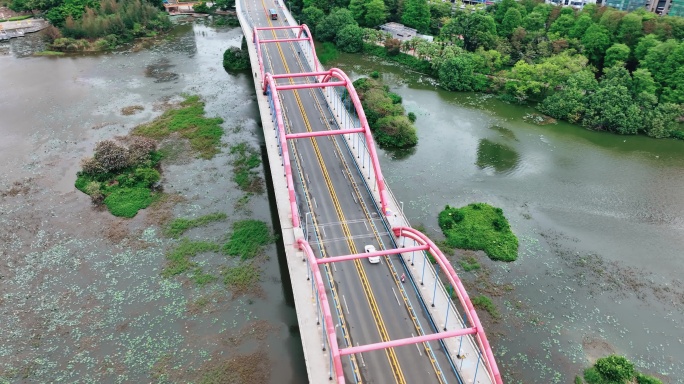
[269,8,278,20]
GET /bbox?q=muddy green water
[0,20,306,383]
[329,53,684,383]
[1,21,682,383]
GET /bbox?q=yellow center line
[256,3,405,383]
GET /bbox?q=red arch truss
[392,226,503,384]
[263,68,390,226]
[252,24,319,82]
[297,234,503,384]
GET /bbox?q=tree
[549,14,575,37]
[349,0,365,25]
[447,11,498,51]
[634,34,660,62]
[598,8,624,37]
[660,66,684,105]
[643,102,683,138]
[568,14,593,39]
[302,6,325,28]
[583,83,642,134]
[630,68,657,97]
[335,24,364,53]
[401,0,431,33]
[500,8,523,37]
[618,13,643,47]
[438,53,490,92]
[523,12,546,32]
[303,0,331,13]
[495,0,518,24]
[641,39,683,92]
[316,8,357,42]
[581,24,611,66]
[604,43,630,68]
[539,70,597,123]
[364,0,387,28]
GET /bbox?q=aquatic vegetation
[222,220,273,260]
[132,95,225,159]
[162,239,221,278]
[229,142,263,193]
[318,42,340,65]
[221,262,261,292]
[470,295,500,319]
[459,255,481,272]
[438,203,518,262]
[164,212,228,238]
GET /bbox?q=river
[1,20,682,383]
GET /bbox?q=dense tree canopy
[400,0,430,33]
[302,0,684,139]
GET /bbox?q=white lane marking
[412,333,422,356]
[343,295,350,314]
[357,343,366,366]
[392,287,400,306]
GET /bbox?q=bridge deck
[237,1,499,383]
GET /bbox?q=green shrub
[229,142,263,193]
[318,42,339,65]
[103,187,154,218]
[595,355,635,382]
[408,112,417,122]
[370,71,380,79]
[583,367,603,384]
[134,167,160,186]
[438,203,518,262]
[223,46,250,72]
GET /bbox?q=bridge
[236,1,502,383]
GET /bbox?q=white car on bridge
[365,245,380,264]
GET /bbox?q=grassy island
[438,203,518,262]
[76,95,224,218]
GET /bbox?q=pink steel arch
[262,69,391,218]
[297,236,502,384]
[297,238,345,383]
[252,24,319,82]
[393,226,503,384]
[263,71,300,228]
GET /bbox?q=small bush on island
[76,137,162,218]
[438,203,518,262]
[223,37,250,72]
[581,355,662,384]
[77,95,223,218]
[352,76,418,149]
